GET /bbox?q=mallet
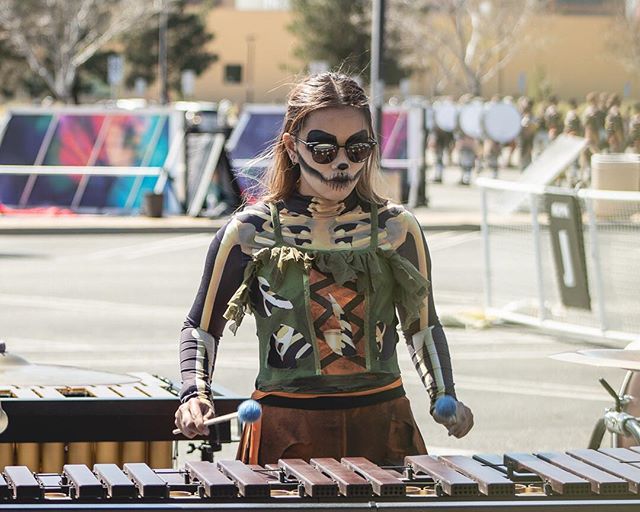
[173,399,262,435]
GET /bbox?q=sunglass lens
[311,143,338,164]
[346,142,374,163]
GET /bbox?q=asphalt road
[0,231,625,458]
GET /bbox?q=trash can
[591,154,640,217]
[143,192,164,218]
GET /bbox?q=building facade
[187,0,639,105]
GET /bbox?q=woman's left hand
[433,400,474,438]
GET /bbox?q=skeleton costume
[179,190,456,464]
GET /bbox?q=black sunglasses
[295,137,377,164]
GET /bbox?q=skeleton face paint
[298,153,364,191]
[292,107,370,202]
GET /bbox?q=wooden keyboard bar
[94,464,137,499]
[311,458,373,497]
[342,457,405,497]
[63,464,104,499]
[568,449,640,493]
[505,453,591,496]
[599,448,640,465]
[185,461,237,498]
[155,469,191,491]
[217,460,270,498]
[440,455,514,496]
[0,473,10,499]
[279,459,338,498]
[4,466,43,500]
[537,452,630,495]
[407,455,478,497]
[32,386,66,399]
[472,453,541,482]
[123,463,169,499]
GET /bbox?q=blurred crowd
[428,91,640,187]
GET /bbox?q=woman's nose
[333,147,350,170]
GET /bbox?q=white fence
[478,177,640,347]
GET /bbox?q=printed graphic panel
[0,112,170,209]
[0,114,53,204]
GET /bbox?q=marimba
[0,373,243,473]
[3,448,640,510]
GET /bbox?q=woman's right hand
[174,397,215,438]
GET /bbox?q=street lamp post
[159,1,169,105]
[370,0,385,142]
[246,34,255,103]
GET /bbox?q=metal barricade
[477,177,640,347]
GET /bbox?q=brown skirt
[237,395,427,466]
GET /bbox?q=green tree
[288,0,409,85]
[123,1,218,98]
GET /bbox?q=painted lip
[323,172,360,189]
[298,153,363,190]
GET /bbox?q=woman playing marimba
[175,73,473,465]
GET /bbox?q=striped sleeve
[179,218,247,405]
[395,211,457,409]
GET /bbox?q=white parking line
[71,234,212,262]
[428,232,481,251]
[453,374,609,402]
[0,293,183,316]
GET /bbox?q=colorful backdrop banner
[0,109,174,210]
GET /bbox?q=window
[224,65,243,84]
[235,0,290,10]
[549,0,619,15]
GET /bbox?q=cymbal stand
[588,374,640,449]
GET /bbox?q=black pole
[159,3,169,105]
[246,34,255,103]
[370,0,385,142]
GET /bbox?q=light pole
[370,0,385,142]
[159,1,169,105]
[246,34,255,103]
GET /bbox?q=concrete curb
[0,222,481,235]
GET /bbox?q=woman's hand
[174,397,215,438]
[433,400,474,438]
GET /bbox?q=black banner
[545,193,591,310]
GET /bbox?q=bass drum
[483,102,521,143]
[458,101,484,139]
[616,370,640,448]
[432,100,458,133]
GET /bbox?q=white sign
[107,55,124,86]
[309,60,329,75]
[500,134,587,214]
[181,69,196,97]
[134,78,147,96]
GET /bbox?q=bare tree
[0,0,175,102]
[388,0,543,96]
[605,5,640,78]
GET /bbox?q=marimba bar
[0,373,243,473]
[0,449,640,510]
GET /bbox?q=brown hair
[260,72,384,204]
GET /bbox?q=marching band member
[605,93,626,154]
[175,73,473,465]
[518,96,538,171]
[563,98,583,185]
[581,92,603,179]
[544,95,563,143]
[627,102,640,154]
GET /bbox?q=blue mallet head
[434,395,457,419]
[237,399,262,424]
